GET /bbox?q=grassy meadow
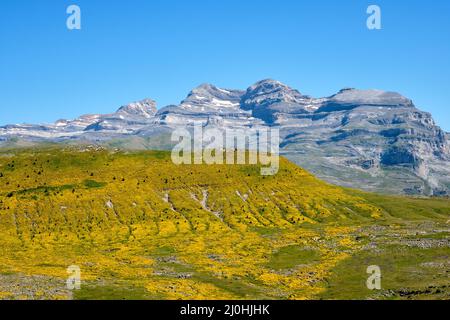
[0,147,448,300]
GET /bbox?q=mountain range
[1,79,449,196]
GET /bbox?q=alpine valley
[1,79,450,196]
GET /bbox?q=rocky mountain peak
[180,84,244,109]
[331,89,413,107]
[241,79,307,110]
[116,99,157,118]
[337,87,356,93]
[246,79,294,92]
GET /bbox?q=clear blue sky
[1,0,449,131]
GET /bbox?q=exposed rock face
[1,80,449,196]
[242,79,308,109]
[154,84,260,128]
[116,99,157,118]
[317,88,414,112]
[277,88,450,196]
[241,79,320,123]
[182,84,244,110]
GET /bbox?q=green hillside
[0,147,448,300]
